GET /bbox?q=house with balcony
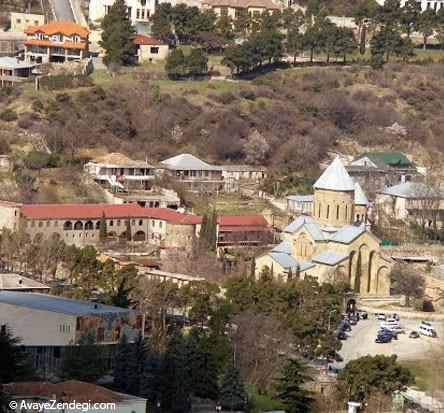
[160,154,224,193]
[84,152,155,191]
[0,57,33,87]
[24,21,89,63]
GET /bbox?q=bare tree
[243,130,270,165]
[390,263,425,307]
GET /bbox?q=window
[109,220,114,227]
[136,8,140,19]
[221,6,228,15]
[318,204,321,218]
[345,205,348,219]
[131,219,135,225]
[16,18,21,24]
[159,221,163,228]
[336,205,339,220]
[326,205,330,219]
[139,219,143,226]
[73,35,80,42]
[117,220,121,226]
[38,221,43,227]
[141,8,145,19]
[46,221,51,227]
[150,47,159,54]
[152,220,155,226]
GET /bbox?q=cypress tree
[126,218,132,241]
[99,212,107,242]
[127,336,145,395]
[198,214,209,250]
[359,24,366,55]
[113,335,130,390]
[100,0,137,66]
[219,363,247,410]
[139,348,161,402]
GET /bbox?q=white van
[419,324,437,337]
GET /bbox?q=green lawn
[246,384,283,412]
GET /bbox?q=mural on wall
[75,311,144,344]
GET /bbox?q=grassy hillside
[0,60,443,203]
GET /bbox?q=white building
[0,273,50,293]
[0,292,144,371]
[400,0,443,11]
[287,195,314,216]
[89,0,155,32]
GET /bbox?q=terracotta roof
[25,21,89,38]
[203,0,281,9]
[90,152,154,168]
[133,34,165,46]
[3,381,124,404]
[20,203,202,224]
[24,39,87,50]
[218,214,270,231]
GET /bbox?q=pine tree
[165,49,187,79]
[275,359,312,413]
[99,212,107,243]
[219,363,247,410]
[126,218,132,241]
[189,330,219,399]
[0,325,34,382]
[61,330,106,382]
[127,336,145,395]
[100,0,137,66]
[160,332,192,413]
[359,24,366,55]
[139,348,161,402]
[113,335,131,390]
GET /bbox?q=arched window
[109,220,114,227]
[318,203,321,218]
[117,219,121,226]
[345,205,348,219]
[63,221,73,230]
[326,205,330,219]
[85,220,94,230]
[134,230,146,241]
[336,205,339,220]
[138,219,143,226]
[74,221,83,230]
[95,221,101,229]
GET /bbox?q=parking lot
[331,316,443,370]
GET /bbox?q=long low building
[0,202,202,250]
[0,291,144,372]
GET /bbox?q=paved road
[49,0,76,22]
[331,318,443,370]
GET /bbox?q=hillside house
[400,0,443,11]
[24,21,89,63]
[218,214,273,247]
[375,181,444,227]
[222,165,267,191]
[160,154,224,193]
[0,57,33,87]
[133,34,169,62]
[84,152,155,191]
[0,273,50,293]
[287,195,314,216]
[256,157,392,297]
[10,12,45,32]
[201,0,281,20]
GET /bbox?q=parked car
[340,322,351,332]
[375,334,392,343]
[409,331,420,339]
[376,313,386,320]
[349,318,357,326]
[387,325,405,334]
[378,329,398,340]
[420,320,432,327]
[390,313,400,321]
[419,324,437,337]
[380,318,399,329]
[336,331,348,340]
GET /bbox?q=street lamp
[328,309,337,331]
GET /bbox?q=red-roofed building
[132,34,169,63]
[217,214,273,247]
[14,203,201,250]
[24,21,89,63]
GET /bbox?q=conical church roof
[354,182,369,205]
[314,157,355,191]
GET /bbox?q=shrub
[40,75,93,90]
[0,109,17,122]
[239,89,256,100]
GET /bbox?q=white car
[376,313,386,321]
[380,318,399,329]
[419,324,437,337]
[387,325,405,334]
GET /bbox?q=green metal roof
[359,152,415,169]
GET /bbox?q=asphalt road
[49,0,76,22]
[331,317,443,370]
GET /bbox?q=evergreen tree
[0,325,34,382]
[286,28,304,64]
[151,3,174,43]
[400,0,421,37]
[139,348,161,402]
[127,336,145,395]
[160,332,192,413]
[359,24,366,55]
[233,9,251,39]
[100,0,137,66]
[126,218,132,242]
[219,362,247,410]
[418,8,437,49]
[60,330,106,382]
[186,48,208,76]
[165,49,187,78]
[113,335,131,390]
[354,251,362,293]
[215,14,234,42]
[99,212,107,243]
[189,330,220,399]
[275,359,312,413]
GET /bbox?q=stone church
[256,157,392,296]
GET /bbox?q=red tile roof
[132,34,165,46]
[25,21,89,38]
[218,214,271,232]
[3,381,124,404]
[20,204,202,225]
[24,39,87,50]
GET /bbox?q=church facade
[256,157,392,296]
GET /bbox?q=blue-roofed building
[256,157,392,296]
[0,292,144,374]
